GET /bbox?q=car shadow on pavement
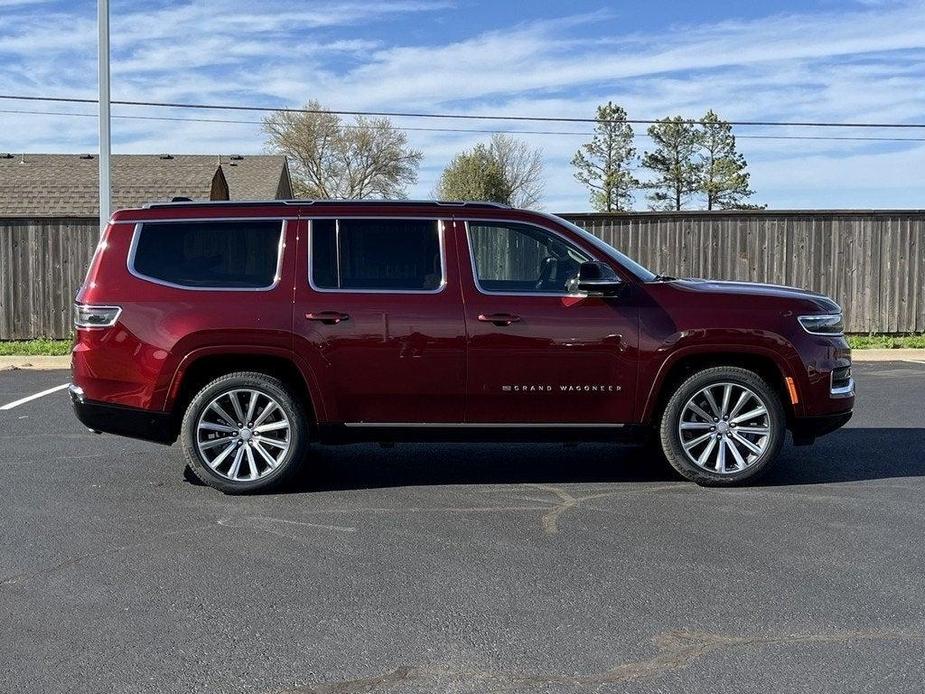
[183,428,925,493]
[296,442,676,493]
[764,427,925,486]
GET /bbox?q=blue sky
[2,0,925,210]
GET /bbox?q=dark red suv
[70,200,854,492]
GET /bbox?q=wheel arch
[642,346,801,426]
[165,347,325,430]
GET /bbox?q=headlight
[74,304,122,329]
[798,313,844,335]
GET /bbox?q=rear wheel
[180,371,308,494]
[659,366,785,486]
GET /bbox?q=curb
[850,349,925,362]
[0,355,71,370]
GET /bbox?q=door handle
[305,311,350,325]
[477,313,521,326]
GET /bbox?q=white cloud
[3,0,925,209]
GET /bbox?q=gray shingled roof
[221,155,292,201]
[0,153,291,217]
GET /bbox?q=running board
[315,423,646,445]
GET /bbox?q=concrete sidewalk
[0,355,71,370]
[850,348,925,362]
[2,350,924,371]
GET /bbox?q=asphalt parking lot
[2,362,924,694]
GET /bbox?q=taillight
[74,304,122,329]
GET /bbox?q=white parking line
[903,360,925,366]
[0,383,70,411]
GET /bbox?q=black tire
[180,371,308,494]
[659,366,785,486]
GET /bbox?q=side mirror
[573,261,623,296]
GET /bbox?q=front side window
[132,220,282,289]
[311,219,442,291]
[542,213,657,282]
[467,222,590,294]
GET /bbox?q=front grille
[831,366,852,391]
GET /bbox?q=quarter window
[311,219,442,291]
[132,220,282,289]
[468,222,590,294]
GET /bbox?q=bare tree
[434,143,512,203]
[435,134,544,207]
[263,100,422,199]
[487,134,544,208]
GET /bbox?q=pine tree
[571,102,638,212]
[642,116,702,211]
[699,110,758,210]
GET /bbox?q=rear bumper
[69,384,177,445]
[790,409,853,445]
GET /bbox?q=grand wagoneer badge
[502,384,621,392]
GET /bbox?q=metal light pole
[98,0,111,233]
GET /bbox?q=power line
[4,107,925,144]
[2,92,925,130]
[0,107,599,135]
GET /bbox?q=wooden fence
[564,211,925,334]
[0,211,923,339]
[0,218,100,340]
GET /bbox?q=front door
[292,216,467,424]
[458,219,638,424]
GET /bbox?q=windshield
[539,213,658,282]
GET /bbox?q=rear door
[292,215,467,424]
[457,218,638,424]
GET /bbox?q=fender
[638,335,806,423]
[162,345,329,422]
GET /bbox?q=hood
[667,278,841,313]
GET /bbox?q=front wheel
[180,371,308,494]
[659,366,785,486]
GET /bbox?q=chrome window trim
[463,219,596,298]
[127,219,287,292]
[307,217,448,295]
[343,422,624,428]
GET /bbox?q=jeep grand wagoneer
[70,200,854,492]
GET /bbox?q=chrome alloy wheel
[677,382,772,474]
[196,389,291,482]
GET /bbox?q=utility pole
[98,0,111,233]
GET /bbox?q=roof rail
[143,198,512,210]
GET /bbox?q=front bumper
[790,409,853,446]
[69,384,177,445]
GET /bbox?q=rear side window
[311,219,442,291]
[131,220,283,289]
